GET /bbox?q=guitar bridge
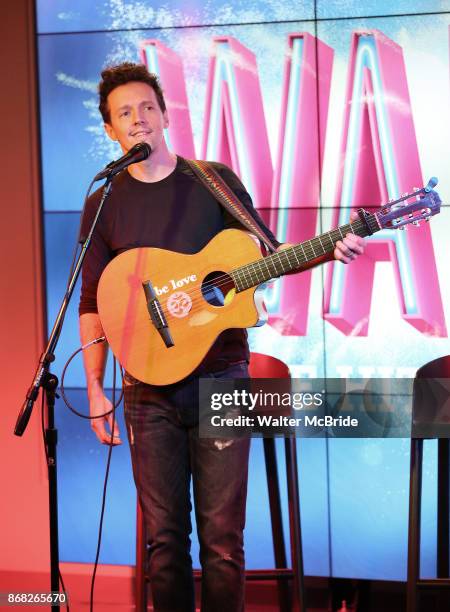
[142,280,174,348]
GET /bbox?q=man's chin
[132,136,151,145]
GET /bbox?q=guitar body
[97,229,265,385]
[96,185,441,386]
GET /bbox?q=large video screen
[37,0,450,579]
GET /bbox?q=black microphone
[94,142,151,181]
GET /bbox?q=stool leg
[437,438,450,578]
[407,438,423,612]
[263,438,291,612]
[285,437,306,612]
[136,501,148,611]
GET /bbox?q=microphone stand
[14,176,113,611]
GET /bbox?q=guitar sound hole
[201,271,236,307]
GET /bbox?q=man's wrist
[87,378,104,398]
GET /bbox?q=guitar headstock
[376,188,441,230]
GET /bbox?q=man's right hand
[80,313,122,446]
[90,391,122,445]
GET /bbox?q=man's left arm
[214,164,365,265]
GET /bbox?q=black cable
[41,388,47,460]
[57,177,98,337]
[76,177,97,250]
[65,241,80,291]
[58,570,70,612]
[60,339,124,419]
[50,176,97,363]
[89,357,118,612]
[42,174,114,610]
[59,174,123,607]
[59,341,124,610]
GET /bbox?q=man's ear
[104,122,117,141]
[163,110,169,129]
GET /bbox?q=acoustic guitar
[97,186,441,385]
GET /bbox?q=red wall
[0,0,50,575]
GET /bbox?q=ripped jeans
[124,361,251,612]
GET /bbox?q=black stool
[135,352,306,611]
[407,355,450,612]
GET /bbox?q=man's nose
[132,109,145,124]
[131,109,142,125]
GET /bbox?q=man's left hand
[333,210,365,264]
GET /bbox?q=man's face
[104,81,168,154]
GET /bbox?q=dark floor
[1,567,449,611]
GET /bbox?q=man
[79,62,365,612]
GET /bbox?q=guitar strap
[185,158,278,253]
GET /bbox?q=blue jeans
[124,362,251,612]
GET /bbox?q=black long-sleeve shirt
[79,156,279,370]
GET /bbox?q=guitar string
[106,213,386,364]
[145,193,433,326]
[116,196,425,317]
[134,221,369,322]
[136,218,372,322]
[107,198,433,368]
[147,240,325,314]
[152,218,370,309]
[136,197,428,321]
[120,222,348,361]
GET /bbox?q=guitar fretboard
[230,214,379,292]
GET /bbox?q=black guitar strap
[184,158,278,254]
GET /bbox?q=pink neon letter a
[324,30,446,337]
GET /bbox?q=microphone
[94,142,151,181]
[424,176,438,192]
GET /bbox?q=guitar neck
[231,212,380,292]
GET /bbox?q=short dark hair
[98,62,166,123]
